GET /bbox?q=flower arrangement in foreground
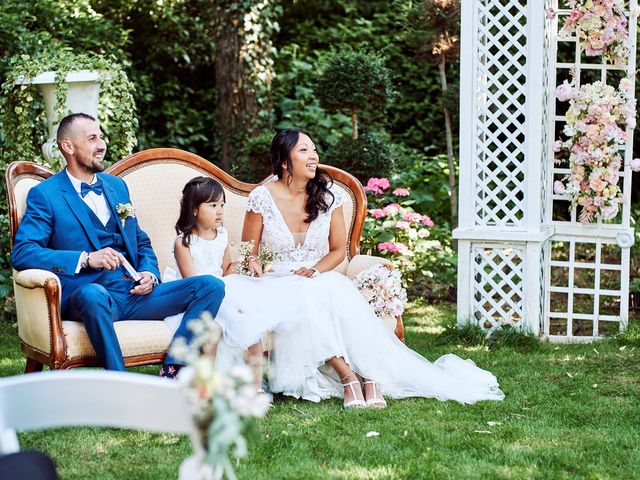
[170,313,271,480]
[354,263,408,318]
[233,240,274,275]
[559,0,629,65]
[553,79,638,223]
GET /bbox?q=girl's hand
[248,258,263,277]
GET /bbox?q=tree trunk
[351,110,358,140]
[213,6,260,172]
[438,58,458,229]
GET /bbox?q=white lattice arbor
[454,0,638,341]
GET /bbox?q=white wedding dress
[163,228,294,351]
[247,185,505,404]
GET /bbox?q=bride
[242,129,505,408]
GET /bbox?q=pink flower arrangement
[560,0,629,65]
[364,177,390,195]
[392,188,410,197]
[353,264,407,318]
[555,80,575,102]
[554,80,636,223]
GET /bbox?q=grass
[1,301,640,479]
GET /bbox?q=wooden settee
[6,148,404,373]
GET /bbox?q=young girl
[163,176,289,390]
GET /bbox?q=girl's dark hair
[270,129,334,223]
[175,176,225,246]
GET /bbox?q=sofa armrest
[13,269,65,359]
[345,254,394,280]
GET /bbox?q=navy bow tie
[80,181,103,198]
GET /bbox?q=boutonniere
[116,203,136,228]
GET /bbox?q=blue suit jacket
[12,170,161,312]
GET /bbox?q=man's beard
[77,152,106,173]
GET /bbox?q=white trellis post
[455,0,638,340]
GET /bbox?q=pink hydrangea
[392,188,410,197]
[370,208,386,219]
[377,242,410,254]
[403,212,422,223]
[421,215,435,227]
[383,203,400,216]
[395,221,410,231]
[364,177,390,195]
[418,229,430,238]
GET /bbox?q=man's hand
[88,248,126,271]
[130,271,155,295]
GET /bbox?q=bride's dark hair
[175,176,226,247]
[270,129,334,223]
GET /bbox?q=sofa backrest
[6,149,367,276]
[107,148,366,275]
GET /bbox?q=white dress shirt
[66,170,111,226]
[67,170,111,273]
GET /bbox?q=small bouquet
[354,263,408,318]
[170,312,271,480]
[233,240,274,275]
[115,202,136,227]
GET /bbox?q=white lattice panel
[545,237,629,340]
[474,0,528,227]
[472,244,524,331]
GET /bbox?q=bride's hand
[293,266,319,278]
[248,258,263,277]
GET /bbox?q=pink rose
[545,8,556,19]
[589,177,607,192]
[370,208,386,219]
[421,215,435,227]
[555,80,575,102]
[392,188,410,197]
[630,158,640,172]
[601,202,619,220]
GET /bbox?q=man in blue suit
[12,113,224,376]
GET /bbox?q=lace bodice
[246,185,346,266]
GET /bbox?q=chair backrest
[107,148,367,274]
[6,162,53,247]
[0,370,199,455]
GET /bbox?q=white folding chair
[0,370,202,476]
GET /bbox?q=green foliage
[0,51,138,168]
[230,131,274,183]
[435,316,487,346]
[324,131,395,182]
[486,325,542,352]
[314,48,395,119]
[614,320,640,346]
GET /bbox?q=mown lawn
[1,301,639,479]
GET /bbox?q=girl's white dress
[163,228,293,351]
[246,185,505,404]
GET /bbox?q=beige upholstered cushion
[346,254,394,280]
[64,320,173,359]
[13,177,41,224]
[13,270,57,355]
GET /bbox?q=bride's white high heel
[363,380,387,409]
[341,380,366,409]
